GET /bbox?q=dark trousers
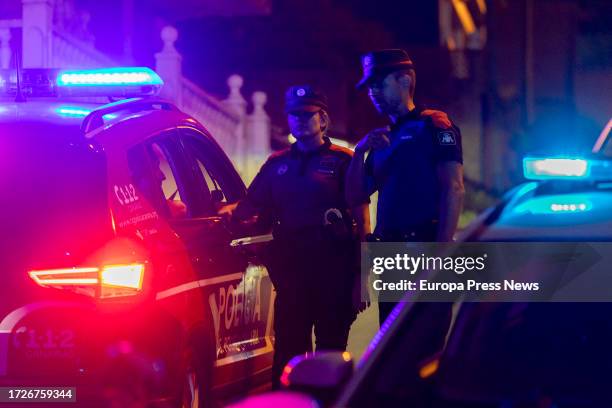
[376,226,439,327]
[376,227,451,371]
[267,233,357,389]
[271,289,355,389]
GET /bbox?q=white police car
[231,150,612,407]
[461,155,612,241]
[0,67,274,407]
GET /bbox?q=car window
[128,132,189,219]
[603,138,612,158]
[343,303,452,407]
[436,302,612,404]
[197,157,227,206]
[179,127,246,210]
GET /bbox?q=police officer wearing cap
[346,49,464,328]
[235,85,370,388]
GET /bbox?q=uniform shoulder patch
[437,130,457,145]
[328,144,354,158]
[268,148,291,161]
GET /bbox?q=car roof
[0,98,205,147]
[0,99,99,141]
[479,181,612,241]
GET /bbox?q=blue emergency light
[523,157,589,179]
[56,67,163,87]
[55,106,118,120]
[56,106,91,117]
[56,67,163,97]
[0,67,163,98]
[513,194,593,215]
[523,156,612,181]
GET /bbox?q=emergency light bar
[523,157,589,179]
[0,67,163,98]
[523,157,612,181]
[513,194,593,215]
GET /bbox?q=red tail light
[29,263,145,299]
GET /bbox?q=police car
[0,67,274,407]
[233,148,612,407]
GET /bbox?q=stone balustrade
[0,0,273,183]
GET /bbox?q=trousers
[266,232,358,389]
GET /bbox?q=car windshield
[0,127,111,270]
[435,180,612,404]
[344,178,612,406]
[594,118,612,157]
[603,138,612,158]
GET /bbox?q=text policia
[371,253,487,275]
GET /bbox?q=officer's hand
[352,275,370,314]
[217,202,238,218]
[421,109,452,129]
[355,127,391,154]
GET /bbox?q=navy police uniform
[235,86,358,388]
[365,107,462,323]
[357,50,462,357]
[365,106,463,241]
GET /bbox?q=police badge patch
[316,158,337,175]
[277,164,289,175]
[438,130,456,145]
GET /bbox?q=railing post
[155,25,183,107]
[0,28,11,69]
[222,74,247,176]
[22,0,54,68]
[244,91,271,184]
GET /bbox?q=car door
[147,126,274,389]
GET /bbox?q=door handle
[230,234,273,247]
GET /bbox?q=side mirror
[281,351,354,405]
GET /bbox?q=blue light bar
[55,67,163,97]
[523,156,612,181]
[56,67,163,87]
[0,68,163,98]
[523,157,590,180]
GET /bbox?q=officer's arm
[233,161,273,224]
[346,149,375,208]
[351,203,371,241]
[436,162,465,242]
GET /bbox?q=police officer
[234,85,370,388]
[346,49,465,326]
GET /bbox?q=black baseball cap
[285,85,328,113]
[356,49,415,89]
